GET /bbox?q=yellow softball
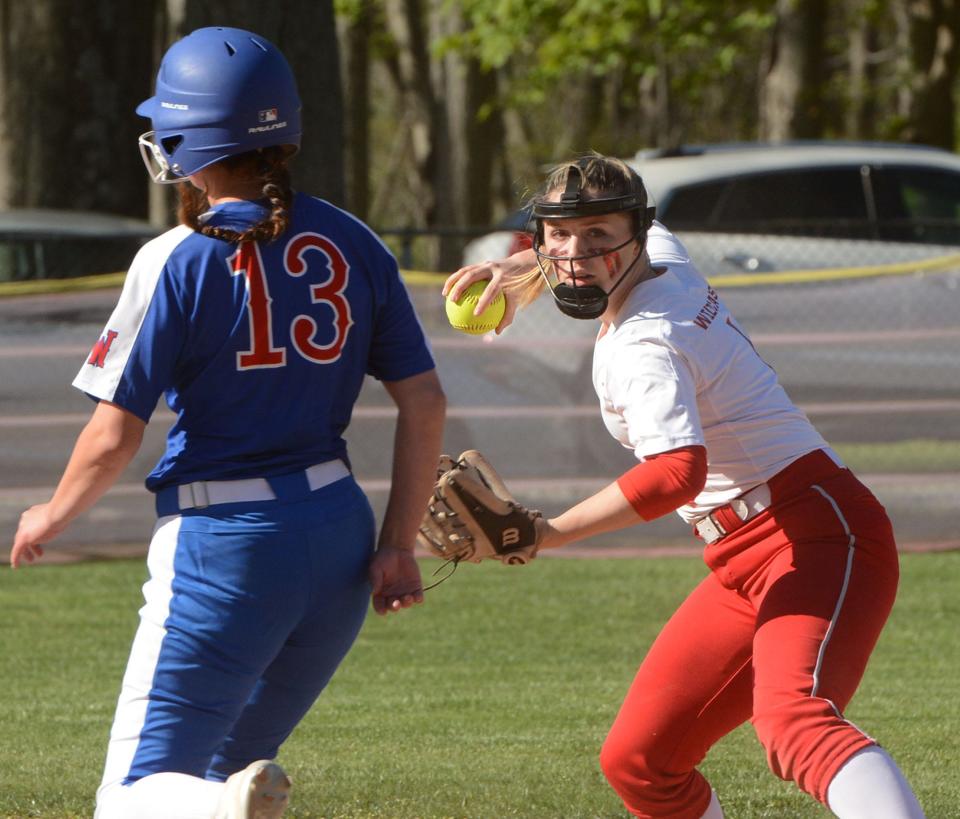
[445,280,506,335]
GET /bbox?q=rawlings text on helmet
[136,27,303,183]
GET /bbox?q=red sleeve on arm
[616,445,708,522]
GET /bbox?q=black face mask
[531,163,656,320]
[535,231,647,320]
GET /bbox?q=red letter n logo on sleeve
[87,330,119,368]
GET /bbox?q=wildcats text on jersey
[693,287,721,330]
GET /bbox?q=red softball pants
[600,451,900,818]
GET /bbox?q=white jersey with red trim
[592,222,836,524]
[73,192,435,492]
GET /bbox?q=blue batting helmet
[136,27,302,183]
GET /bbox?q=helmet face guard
[532,164,656,319]
[136,27,302,183]
[138,131,182,184]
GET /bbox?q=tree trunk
[894,0,960,148]
[760,0,829,140]
[180,0,345,205]
[342,0,373,220]
[0,0,155,214]
[383,0,459,270]
[845,0,880,139]
[145,0,183,227]
[462,60,502,229]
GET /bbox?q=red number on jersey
[285,232,354,363]
[231,235,354,370]
[231,242,286,369]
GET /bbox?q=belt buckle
[696,514,726,544]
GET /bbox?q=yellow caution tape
[704,251,960,287]
[4,251,959,299]
[0,271,127,297]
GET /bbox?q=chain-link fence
[346,251,960,552]
[2,221,957,554]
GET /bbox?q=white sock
[94,772,222,819]
[826,746,925,818]
[701,789,724,818]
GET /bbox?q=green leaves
[433,0,775,142]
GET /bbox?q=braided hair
[177,145,296,243]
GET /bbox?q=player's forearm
[46,402,145,530]
[378,371,446,552]
[540,447,707,551]
[539,481,644,551]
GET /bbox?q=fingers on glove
[421,454,471,561]
[457,449,517,504]
[443,469,514,517]
[419,492,477,562]
[437,454,457,479]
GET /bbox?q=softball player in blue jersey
[10,27,445,819]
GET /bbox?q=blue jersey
[73,193,435,490]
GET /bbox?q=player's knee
[753,714,794,781]
[599,732,640,796]
[752,698,867,801]
[600,713,667,792]
[601,735,714,818]
[600,732,692,814]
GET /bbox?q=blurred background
[4,0,960,271]
[0,0,958,556]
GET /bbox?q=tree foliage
[344,0,960,260]
[446,0,774,137]
[451,0,773,85]
[4,0,960,273]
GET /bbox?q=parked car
[461,141,960,274]
[0,209,158,282]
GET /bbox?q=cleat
[218,759,291,819]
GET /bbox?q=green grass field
[1,553,957,818]
[834,439,960,474]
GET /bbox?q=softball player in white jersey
[10,27,445,819]
[446,154,924,819]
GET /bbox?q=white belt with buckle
[176,460,350,511]
[694,483,772,544]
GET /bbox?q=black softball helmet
[532,157,656,319]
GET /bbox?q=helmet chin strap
[539,234,648,320]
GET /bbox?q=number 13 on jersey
[230,233,355,370]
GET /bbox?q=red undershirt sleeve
[616,445,708,522]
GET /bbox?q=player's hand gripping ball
[445,281,506,335]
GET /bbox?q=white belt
[694,483,772,544]
[176,460,350,511]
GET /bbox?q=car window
[714,168,871,237]
[659,168,873,237]
[659,180,726,227]
[872,166,960,243]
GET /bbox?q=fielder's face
[541,208,641,292]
